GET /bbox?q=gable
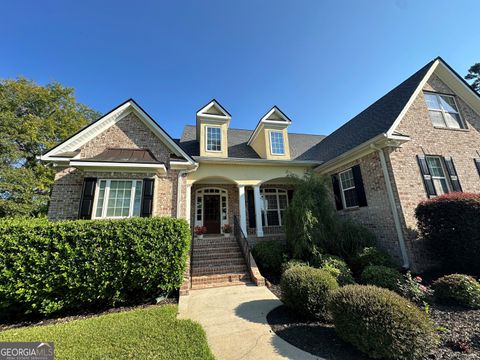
[41,99,195,164]
[79,112,172,163]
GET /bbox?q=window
[270,131,285,155]
[261,188,288,226]
[426,156,450,195]
[94,180,142,218]
[339,169,359,208]
[424,92,465,129]
[206,126,222,151]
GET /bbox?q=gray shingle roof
[179,126,325,161]
[309,59,436,163]
[179,58,438,164]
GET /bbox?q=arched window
[261,188,288,226]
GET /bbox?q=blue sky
[1,1,477,138]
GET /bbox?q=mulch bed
[430,305,480,359]
[0,295,178,331]
[264,272,480,359]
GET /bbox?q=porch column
[253,185,264,237]
[185,184,192,224]
[238,185,247,235]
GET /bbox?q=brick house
[41,57,480,287]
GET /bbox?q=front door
[203,195,221,234]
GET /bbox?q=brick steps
[191,273,251,289]
[190,235,251,289]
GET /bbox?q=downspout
[176,164,198,218]
[371,144,410,269]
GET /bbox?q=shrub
[284,172,337,259]
[280,266,339,320]
[352,246,393,274]
[319,255,355,286]
[432,274,480,309]
[281,259,308,273]
[415,192,480,275]
[397,272,432,305]
[0,217,190,321]
[328,285,438,359]
[325,220,375,264]
[361,265,403,292]
[252,240,286,274]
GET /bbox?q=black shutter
[443,157,462,192]
[417,155,436,197]
[141,178,154,217]
[475,159,480,176]
[287,190,294,203]
[78,177,97,219]
[331,174,343,210]
[352,165,368,207]
[247,189,256,228]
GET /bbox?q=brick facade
[327,151,404,265]
[48,113,182,220]
[388,75,480,270]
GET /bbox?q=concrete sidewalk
[178,285,322,360]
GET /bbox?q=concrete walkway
[178,285,322,360]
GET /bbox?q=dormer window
[206,126,222,152]
[270,131,285,155]
[424,92,465,129]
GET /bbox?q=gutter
[176,163,199,218]
[370,144,410,269]
[193,156,322,167]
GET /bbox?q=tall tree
[465,63,480,93]
[0,78,100,217]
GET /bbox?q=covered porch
[187,176,294,241]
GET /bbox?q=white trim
[247,107,292,146]
[69,161,167,173]
[386,60,440,137]
[42,100,195,165]
[194,187,229,232]
[205,125,222,153]
[238,185,247,235]
[196,100,231,119]
[423,92,466,130]
[261,188,288,227]
[185,184,192,224]
[92,179,143,219]
[253,185,264,237]
[269,130,286,155]
[193,156,321,167]
[374,147,409,268]
[338,168,358,209]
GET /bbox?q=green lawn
[0,305,214,360]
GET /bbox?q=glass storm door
[203,195,221,234]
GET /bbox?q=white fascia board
[314,133,411,174]
[70,161,167,172]
[170,161,198,170]
[42,100,195,165]
[193,156,321,167]
[197,100,231,118]
[386,60,439,137]
[247,107,291,146]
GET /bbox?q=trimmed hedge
[352,246,393,274]
[281,259,308,273]
[320,255,355,286]
[329,285,438,359]
[432,274,480,309]
[252,240,286,274]
[361,265,403,292]
[415,192,480,275]
[280,266,338,320]
[0,217,190,321]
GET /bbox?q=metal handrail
[233,215,252,270]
